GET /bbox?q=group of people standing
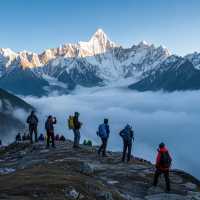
[96,119,134,163]
[25,110,172,192]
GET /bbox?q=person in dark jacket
[72,112,82,148]
[119,124,134,162]
[16,132,22,142]
[153,142,172,192]
[59,135,66,141]
[97,119,110,157]
[38,134,45,142]
[22,133,26,141]
[55,134,60,141]
[26,111,38,144]
[45,115,57,148]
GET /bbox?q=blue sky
[0,0,200,55]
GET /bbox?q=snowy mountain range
[0,28,200,96]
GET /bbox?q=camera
[53,117,57,122]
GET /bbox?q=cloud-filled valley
[22,86,200,179]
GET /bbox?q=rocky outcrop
[0,141,199,200]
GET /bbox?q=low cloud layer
[24,86,200,179]
[0,100,28,144]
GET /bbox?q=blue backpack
[98,124,108,138]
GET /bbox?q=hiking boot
[73,145,80,149]
[165,189,170,193]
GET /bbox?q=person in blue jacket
[97,118,110,157]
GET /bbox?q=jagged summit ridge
[2,28,199,95]
[66,28,117,57]
[0,28,170,68]
[0,29,118,67]
[0,28,173,96]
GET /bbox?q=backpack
[68,116,74,130]
[120,127,133,142]
[29,115,37,125]
[83,140,92,146]
[159,151,172,168]
[98,124,107,138]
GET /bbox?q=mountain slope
[0,88,33,141]
[185,52,200,70]
[129,56,200,91]
[0,67,49,96]
[57,58,103,89]
[0,88,32,110]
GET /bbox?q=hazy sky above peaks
[0,0,200,55]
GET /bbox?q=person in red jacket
[153,142,172,192]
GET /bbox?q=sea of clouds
[0,99,28,144]
[22,86,200,178]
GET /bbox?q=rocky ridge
[0,141,200,200]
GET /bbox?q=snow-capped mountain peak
[92,28,106,36]
[0,29,180,96]
[17,51,42,68]
[0,48,18,68]
[77,28,117,57]
[185,52,200,69]
[0,48,17,57]
[89,28,116,47]
[138,40,149,48]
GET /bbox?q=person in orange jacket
[153,142,172,192]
